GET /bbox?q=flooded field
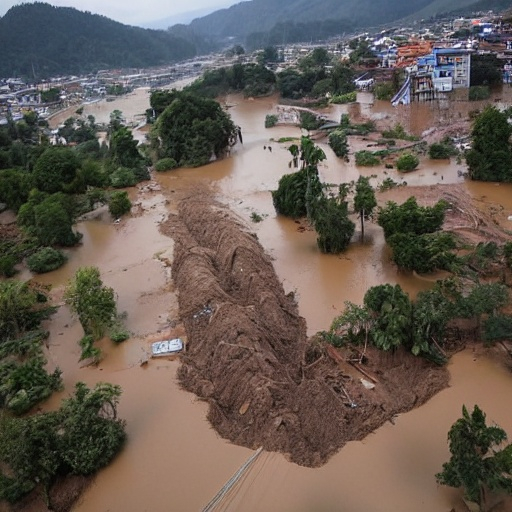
[40,87,512,511]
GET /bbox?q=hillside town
[1,9,511,130]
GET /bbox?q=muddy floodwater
[39,88,512,511]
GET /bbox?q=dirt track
[162,191,449,467]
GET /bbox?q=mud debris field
[162,192,449,467]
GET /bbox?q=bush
[300,112,323,131]
[110,329,130,343]
[154,158,178,172]
[265,114,278,128]
[373,82,395,101]
[108,191,131,218]
[27,247,66,274]
[0,255,17,277]
[396,153,419,172]
[110,167,136,188]
[355,150,380,166]
[382,123,419,141]
[429,142,455,159]
[330,91,357,104]
[328,129,349,159]
[468,85,490,101]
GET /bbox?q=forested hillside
[187,0,512,48]
[0,2,199,78]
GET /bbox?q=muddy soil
[162,191,449,467]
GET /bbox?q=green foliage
[154,158,178,172]
[429,141,456,159]
[0,3,197,77]
[0,382,126,504]
[330,91,357,104]
[108,191,131,218]
[466,106,512,182]
[377,197,446,240]
[373,82,395,101]
[64,266,118,341]
[354,176,377,240]
[388,231,457,273]
[300,112,323,131]
[18,191,81,247]
[0,355,62,415]
[0,281,55,342]
[0,169,32,212]
[328,129,349,159]
[151,90,237,168]
[355,150,380,166]
[110,329,130,343]
[436,405,512,507]
[272,167,321,218]
[396,153,419,172]
[312,196,355,253]
[382,123,418,141]
[32,146,81,194]
[483,315,512,344]
[109,167,136,188]
[78,335,102,363]
[469,85,491,101]
[26,247,67,274]
[364,284,412,351]
[0,255,17,277]
[265,115,278,128]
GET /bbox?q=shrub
[265,114,278,128]
[468,85,490,101]
[373,82,395,101]
[330,91,357,104]
[108,191,131,218]
[328,129,349,159]
[110,329,130,343]
[382,123,419,141]
[429,142,455,159]
[355,150,380,166]
[27,247,66,274]
[0,255,17,277]
[110,167,136,188]
[154,158,178,172]
[396,153,419,172]
[300,111,323,131]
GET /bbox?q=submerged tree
[354,176,376,241]
[437,405,512,510]
[64,266,117,342]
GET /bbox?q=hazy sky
[0,0,236,25]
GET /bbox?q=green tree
[354,176,376,241]
[108,191,131,218]
[32,146,81,194]
[64,266,118,341]
[0,280,54,342]
[377,197,446,240]
[466,106,512,182]
[313,196,355,254]
[364,284,412,351]
[151,91,237,168]
[57,382,126,475]
[436,405,512,510]
[328,129,349,160]
[396,153,419,172]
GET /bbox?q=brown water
[34,90,512,512]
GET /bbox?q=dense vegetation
[0,2,198,77]
[466,106,512,182]
[149,89,238,168]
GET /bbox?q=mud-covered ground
[161,191,449,467]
